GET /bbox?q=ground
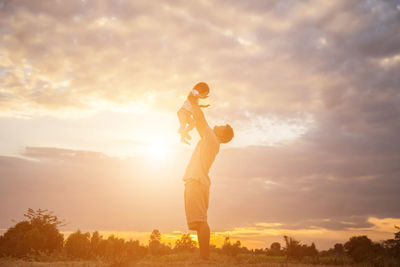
[0,261,341,267]
[0,253,348,267]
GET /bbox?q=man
[183,93,234,260]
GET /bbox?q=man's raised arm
[188,94,210,137]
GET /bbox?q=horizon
[1,0,400,253]
[1,216,399,251]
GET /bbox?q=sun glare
[145,143,169,160]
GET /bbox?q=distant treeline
[0,209,399,266]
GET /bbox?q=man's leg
[197,222,210,259]
[185,181,210,259]
[189,222,210,259]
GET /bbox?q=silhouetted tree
[308,242,318,256]
[284,235,302,259]
[333,243,345,255]
[63,231,147,261]
[222,237,242,257]
[0,208,64,257]
[283,236,318,259]
[100,235,126,261]
[65,230,90,259]
[149,229,161,256]
[125,239,147,260]
[148,229,170,256]
[382,226,400,260]
[174,233,197,252]
[268,242,282,256]
[344,235,382,263]
[89,231,102,258]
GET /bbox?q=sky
[1,0,400,250]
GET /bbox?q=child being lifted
[177,82,210,144]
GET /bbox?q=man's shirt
[183,125,220,187]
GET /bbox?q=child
[177,82,210,144]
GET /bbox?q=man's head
[213,124,234,144]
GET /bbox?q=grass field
[0,253,351,266]
[0,261,342,267]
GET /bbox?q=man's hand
[199,104,210,108]
[187,94,209,137]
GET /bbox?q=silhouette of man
[183,93,234,260]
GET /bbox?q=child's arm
[188,94,209,137]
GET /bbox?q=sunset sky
[1,0,400,250]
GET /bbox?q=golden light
[145,142,170,160]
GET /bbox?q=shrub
[174,233,197,253]
[344,235,383,263]
[65,230,91,259]
[148,229,171,256]
[0,208,64,258]
[222,237,242,257]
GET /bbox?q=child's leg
[187,115,195,131]
[177,108,189,133]
[177,109,192,144]
[185,116,195,140]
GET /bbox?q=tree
[284,235,302,259]
[65,230,91,259]
[125,239,147,260]
[148,229,170,256]
[222,237,242,257]
[0,208,64,257]
[174,233,197,252]
[149,229,161,243]
[344,235,381,263]
[283,236,318,259]
[89,231,102,258]
[333,243,344,255]
[100,235,126,261]
[269,242,282,256]
[305,242,318,257]
[149,229,161,255]
[382,226,400,260]
[271,242,281,251]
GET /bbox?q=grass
[0,253,352,267]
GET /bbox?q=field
[0,253,350,267]
[0,261,342,267]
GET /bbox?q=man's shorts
[184,179,209,230]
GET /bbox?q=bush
[222,237,242,257]
[382,225,400,261]
[344,235,382,263]
[125,239,147,260]
[65,230,91,259]
[0,208,64,258]
[283,235,318,259]
[174,234,197,253]
[148,229,171,256]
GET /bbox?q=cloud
[1,145,399,236]
[1,0,400,250]
[0,0,394,115]
[1,0,399,141]
[23,146,109,162]
[211,139,400,227]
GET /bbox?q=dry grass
[0,255,346,267]
[0,261,341,267]
[0,259,106,267]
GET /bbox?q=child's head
[193,82,209,98]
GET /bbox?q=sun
[145,143,169,160]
